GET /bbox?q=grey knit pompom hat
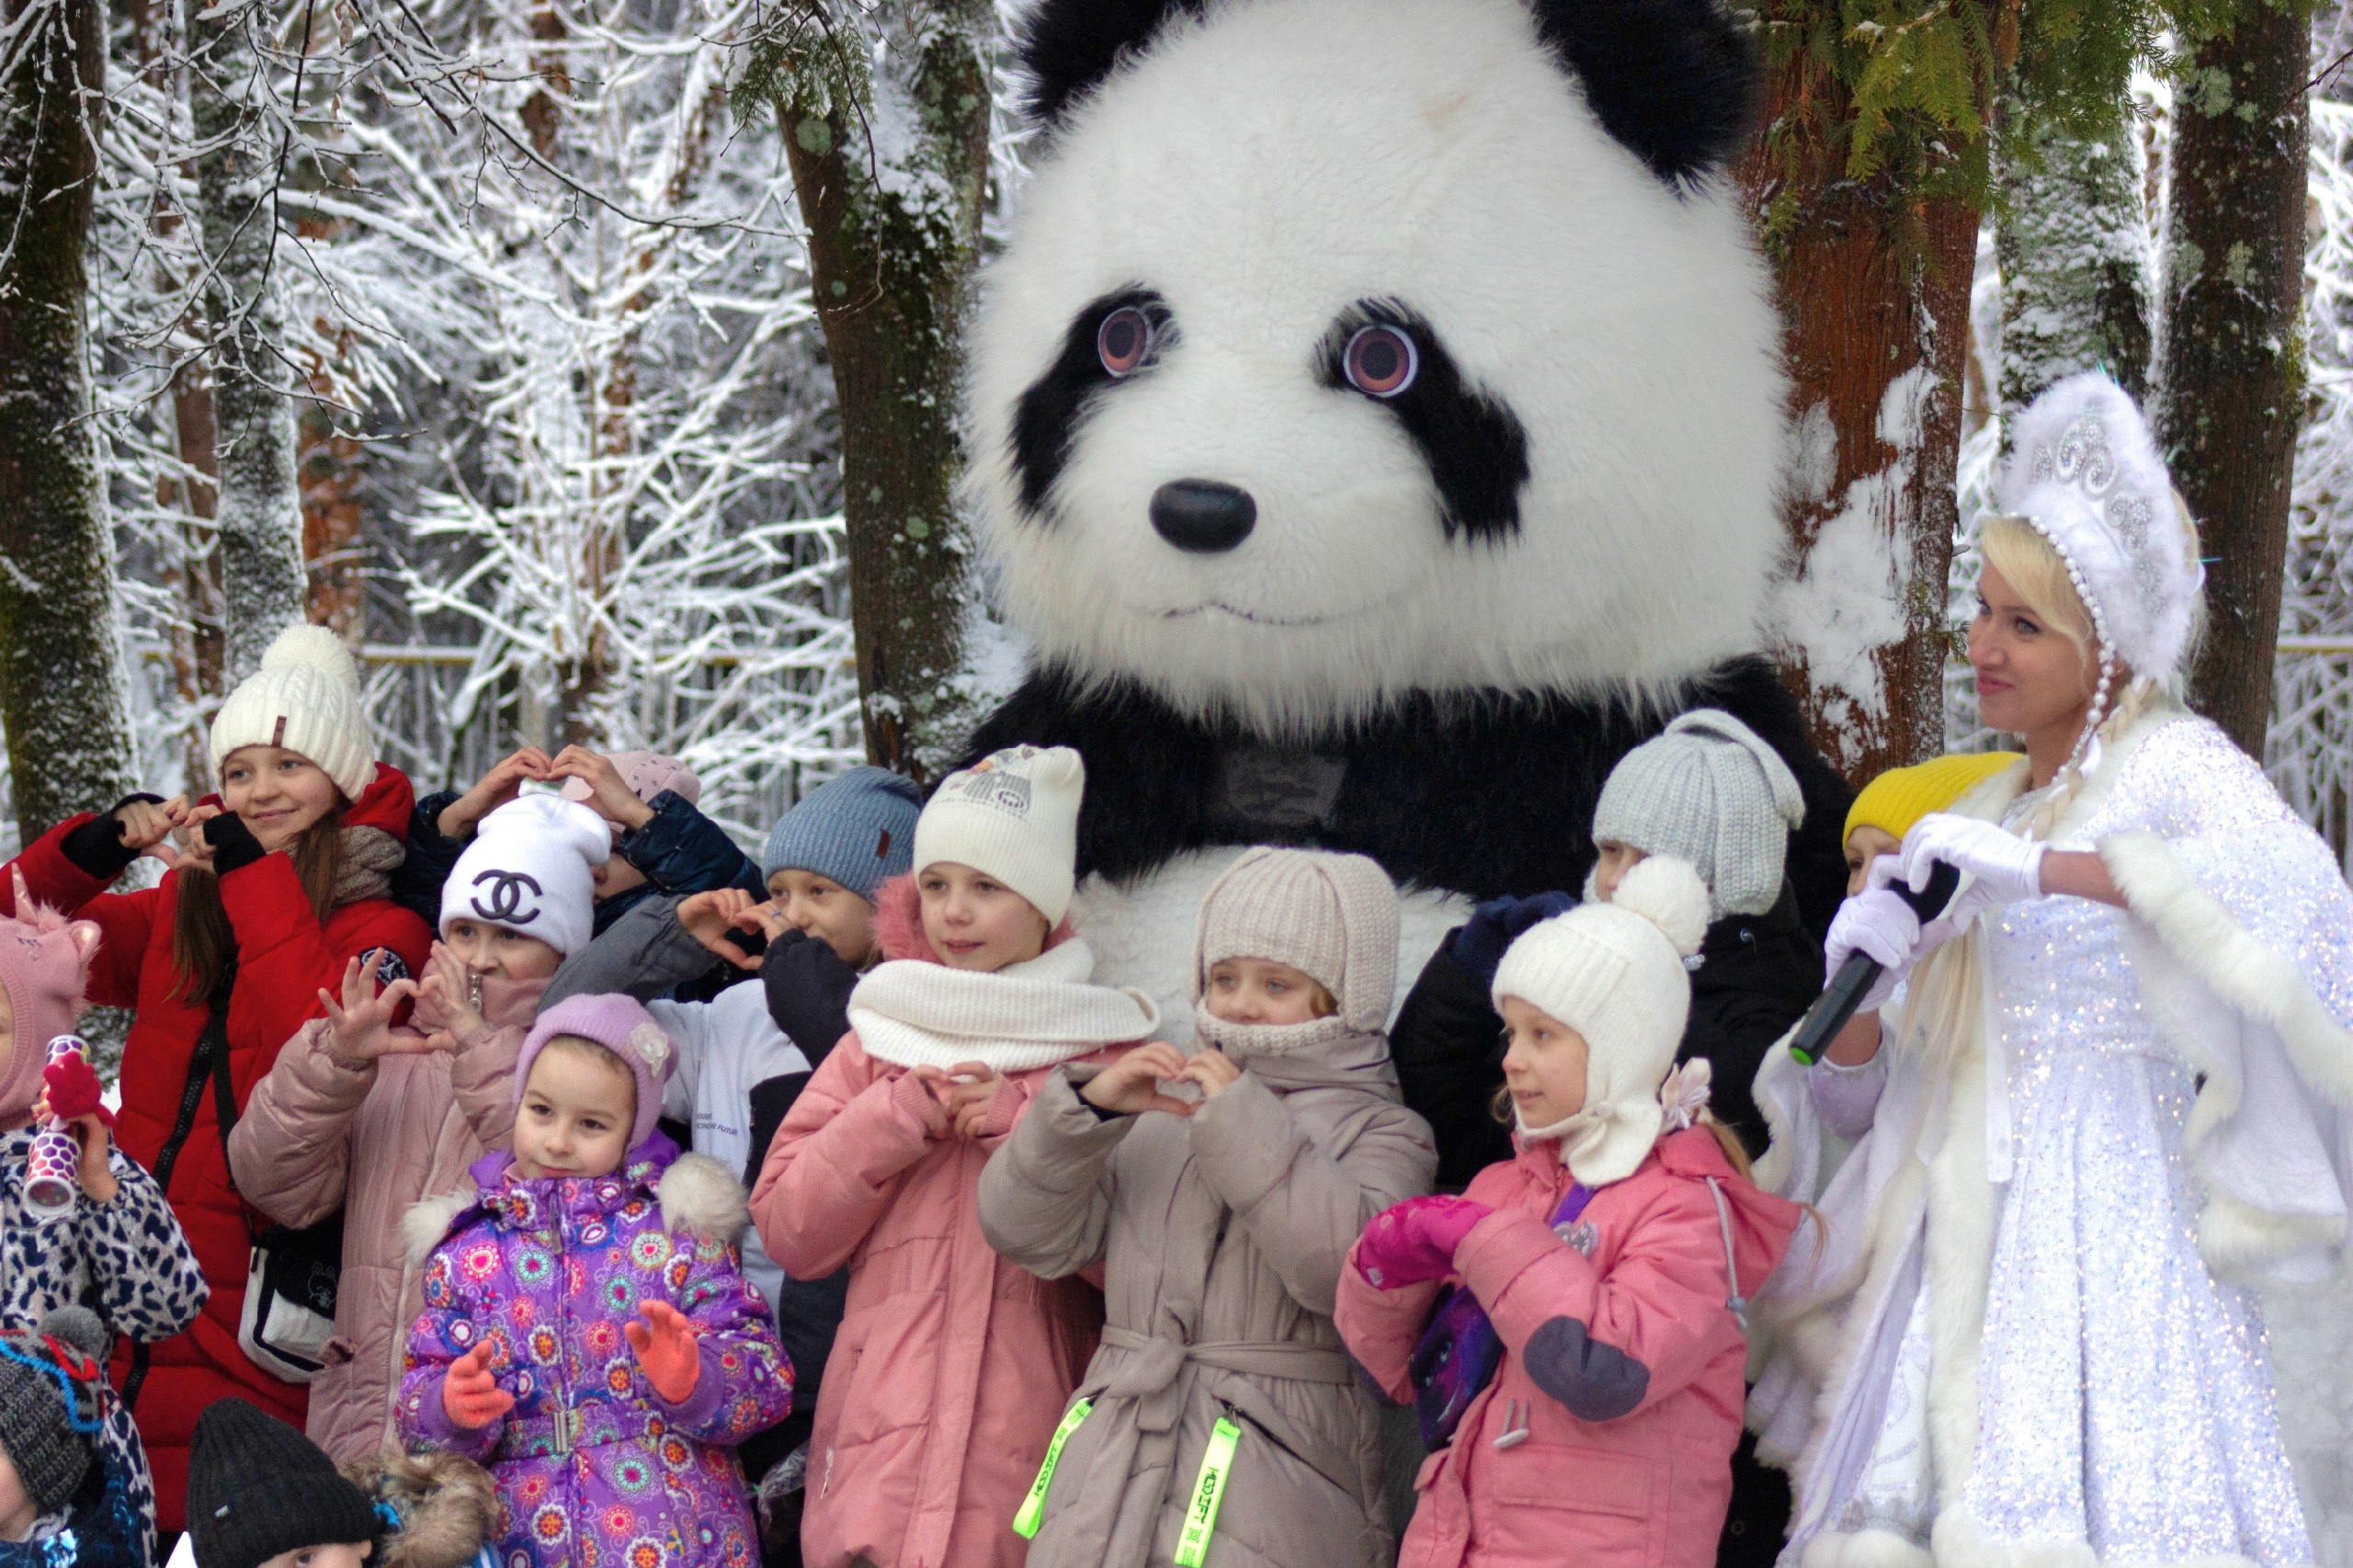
[1591,709,1805,920]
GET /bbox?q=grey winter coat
[978,1017,1437,1568]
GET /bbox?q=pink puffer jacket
[225,971,543,1462]
[1336,1129,1800,1568]
[750,885,1132,1568]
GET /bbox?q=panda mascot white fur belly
[955,0,1853,1049]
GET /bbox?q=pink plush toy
[0,868,103,1133]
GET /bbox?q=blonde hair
[1972,498,2206,836]
[1979,516,2097,677]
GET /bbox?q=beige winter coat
[224,972,542,1461]
[978,1007,1438,1568]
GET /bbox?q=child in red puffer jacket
[1336,856,1802,1568]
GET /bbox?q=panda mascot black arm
[958,0,1854,1056]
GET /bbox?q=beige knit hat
[1192,847,1399,1031]
[1491,855,1710,1186]
[209,625,378,802]
[913,745,1086,923]
[1591,709,1803,920]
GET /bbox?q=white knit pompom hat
[209,625,378,802]
[913,744,1086,924]
[1491,855,1710,1186]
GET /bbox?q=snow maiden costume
[1746,374,2353,1568]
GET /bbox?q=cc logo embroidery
[470,869,544,926]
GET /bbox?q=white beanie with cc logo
[441,795,613,958]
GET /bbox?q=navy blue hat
[760,767,923,899]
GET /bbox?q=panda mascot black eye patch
[1010,287,1172,518]
[1315,301,1530,543]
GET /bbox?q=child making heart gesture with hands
[399,994,790,1568]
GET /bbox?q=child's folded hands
[441,1343,516,1431]
[626,1301,703,1403]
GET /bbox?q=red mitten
[41,1054,112,1129]
[1354,1195,1495,1290]
[625,1301,701,1404]
[440,1343,516,1431]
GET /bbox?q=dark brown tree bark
[0,0,140,837]
[775,0,991,782]
[2155,7,2311,756]
[1738,49,1988,782]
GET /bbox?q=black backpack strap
[124,969,237,1413]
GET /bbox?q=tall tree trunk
[2156,9,2311,755]
[0,0,141,837]
[773,0,990,783]
[1994,79,2154,415]
[189,0,308,683]
[1741,56,1985,780]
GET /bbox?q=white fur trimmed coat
[1747,707,2353,1568]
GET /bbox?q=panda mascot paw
[958,0,1854,1040]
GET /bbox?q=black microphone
[1787,860,1961,1066]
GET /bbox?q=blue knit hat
[760,766,923,900]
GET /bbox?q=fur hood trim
[402,1153,750,1264]
[658,1152,750,1244]
[403,1189,475,1268]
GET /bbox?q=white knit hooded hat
[209,625,378,802]
[442,795,613,959]
[1191,846,1399,1033]
[1491,855,1710,1186]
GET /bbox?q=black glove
[1441,892,1576,988]
[59,794,168,881]
[202,812,268,877]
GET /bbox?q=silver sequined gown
[1825,718,2336,1566]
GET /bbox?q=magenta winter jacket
[1336,1129,1801,1568]
[397,1134,792,1568]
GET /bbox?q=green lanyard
[1013,1398,1093,1539]
[1173,1415,1243,1568]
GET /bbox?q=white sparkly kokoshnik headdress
[1995,369,2192,687]
[1993,374,2204,744]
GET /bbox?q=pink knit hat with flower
[560,752,699,812]
[0,871,102,1131]
[515,993,676,1150]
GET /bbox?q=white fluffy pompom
[1609,855,1710,958]
[260,623,361,690]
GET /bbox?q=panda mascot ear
[1020,0,1758,188]
[1018,0,1208,129]
[1528,0,1761,187]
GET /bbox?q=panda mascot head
[961,0,1853,1026]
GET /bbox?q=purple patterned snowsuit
[398,1134,792,1568]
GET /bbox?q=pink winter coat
[1336,1129,1800,1568]
[750,882,1131,1568]
[226,971,543,1462]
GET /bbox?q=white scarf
[847,937,1161,1074]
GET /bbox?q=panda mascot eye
[1343,324,1419,398]
[1097,305,1158,377]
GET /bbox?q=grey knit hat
[1592,709,1805,920]
[761,766,924,899]
[0,1306,108,1518]
[1192,847,1400,1032]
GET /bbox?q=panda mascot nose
[1150,479,1257,552]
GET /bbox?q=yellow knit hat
[1844,752,2025,846]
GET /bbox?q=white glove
[1823,889,1922,1014]
[1888,813,2046,909]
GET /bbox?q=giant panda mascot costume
[960,0,1851,1043]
